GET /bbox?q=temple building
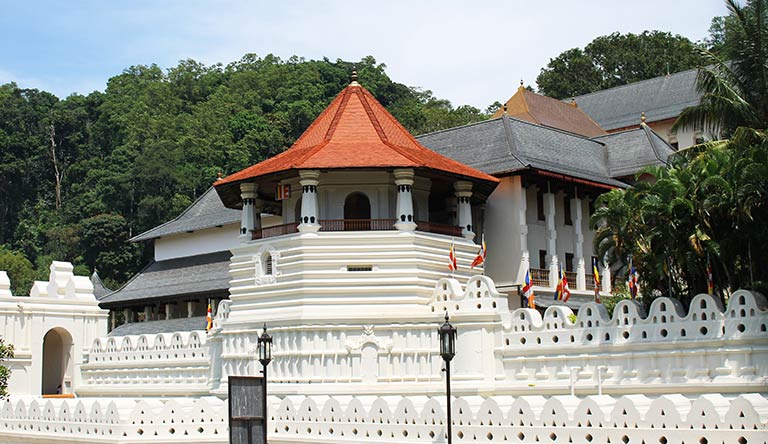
[569,68,715,149]
[0,73,765,444]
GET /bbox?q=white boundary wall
[0,262,766,443]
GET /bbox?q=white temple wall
[0,263,107,396]
[484,176,524,288]
[154,222,266,261]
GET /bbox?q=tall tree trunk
[48,120,62,211]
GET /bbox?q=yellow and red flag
[470,235,486,269]
[206,302,213,332]
[448,240,458,272]
[592,257,601,304]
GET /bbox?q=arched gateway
[41,327,74,395]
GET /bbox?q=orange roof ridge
[216,82,498,187]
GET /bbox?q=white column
[165,303,172,320]
[394,169,417,231]
[454,180,475,239]
[239,182,260,240]
[516,184,529,283]
[187,301,194,318]
[601,261,612,294]
[544,190,558,287]
[143,306,151,322]
[572,196,587,290]
[298,170,321,233]
[123,308,132,324]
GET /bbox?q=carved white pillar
[239,182,260,239]
[394,169,417,231]
[544,191,558,287]
[165,303,172,320]
[576,258,587,291]
[187,301,194,318]
[572,196,587,290]
[517,184,529,283]
[454,180,475,239]
[143,306,151,322]
[123,308,132,324]
[298,170,321,233]
[601,261,612,294]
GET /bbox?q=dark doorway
[344,192,371,230]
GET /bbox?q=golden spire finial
[350,66,359,85]
[641,111,646,124]
[503,103,508,115]
[216,172,223,181]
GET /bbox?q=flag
[555,264,563,301]
[592,257,601,304]
[470,234,486,268]
[561,267,571,302]
[448,240,457,272]
[206,302,213,332]
[523,269,535,309]
[628,256,638,300]
[706,254,714,295]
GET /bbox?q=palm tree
[673,0,768,136]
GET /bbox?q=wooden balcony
[564,271,577,285]
[530,268,549,287]
[252,219,462,240]
[585,274,596,291]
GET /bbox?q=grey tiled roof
[594,125,676,178]
[570,68,700,130]
[98,251,231,307]
[417,116,627,188]
[109,316,208,336]
[131,186,241,242]
[90,271,112,300]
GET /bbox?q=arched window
[344,192,371,230]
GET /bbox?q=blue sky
[1,0,725,109]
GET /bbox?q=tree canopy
[536,31,705,99]
[0,55,490,293]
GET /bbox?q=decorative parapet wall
[78,331,211,396]
[0,396,227,443]
[0,393,765,443]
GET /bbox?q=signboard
[229,376,265,444]
[276,184,291,201]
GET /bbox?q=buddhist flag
[707,255,714,295]
[206,302,213,332]
[470,234,486,269]
[628,256,638,300]
[523,269,535,309]
[555,264,563,301]
[561,266,571,302]
[592,258,601,304]
[448,240,458,272]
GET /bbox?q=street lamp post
[438,312,457,444]
[257,324,273,444]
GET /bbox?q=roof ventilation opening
[347,265,373,272]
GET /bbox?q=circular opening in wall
[520,338,526,345]
[737,324,745,333]
[586,334,593,341]
[660,329,668,337]
[622,331,629,339]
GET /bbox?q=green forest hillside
[0,55,490,293]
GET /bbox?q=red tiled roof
[491,86,606,138]
[217,83,499,185]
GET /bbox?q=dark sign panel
[229,376,265,444]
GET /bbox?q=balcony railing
[530,268,549,287]
[319,219,397,232]
[415,220,462,237]
[585,274,596,291]
[252,222,300,240]
[564,271,577,285]
[252,219,463,240]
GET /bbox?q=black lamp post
[257,324,272,444]
[438,312,457,444]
